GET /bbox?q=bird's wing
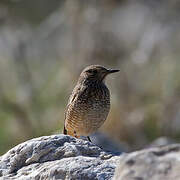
[68,84,88,105]
[63,85,87,134]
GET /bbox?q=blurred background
[0,0,180,155]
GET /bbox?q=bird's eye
[87,69,93,73]
[87,69,97,74]
[93,70,97,74]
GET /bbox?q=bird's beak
[107,69,120,74]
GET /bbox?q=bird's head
[79,65,119,83]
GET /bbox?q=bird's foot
[87,136,92,142]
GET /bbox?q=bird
[63,65,119,142]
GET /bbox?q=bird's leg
[74,130,77,138]
[87,136,92,142]
[74,130,80,139]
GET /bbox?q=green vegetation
[0,0,180,154]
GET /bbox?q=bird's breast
[65,83,110,136]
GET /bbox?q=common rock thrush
[63,65,119,141]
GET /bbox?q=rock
[147,136,176,148]
[1,135,180,180]
[0,135,121,180]
[113,144,180,180]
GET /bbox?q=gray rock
[113,144,180,180]
[0,135,121,180]
[147,136,176,148]
[1,135,180,180]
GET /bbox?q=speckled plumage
[63,65,119,139]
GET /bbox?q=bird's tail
[63,126,67,135]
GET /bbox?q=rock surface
[113,144,180,180]
[0,135,121,179]
[0,135,180,180]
